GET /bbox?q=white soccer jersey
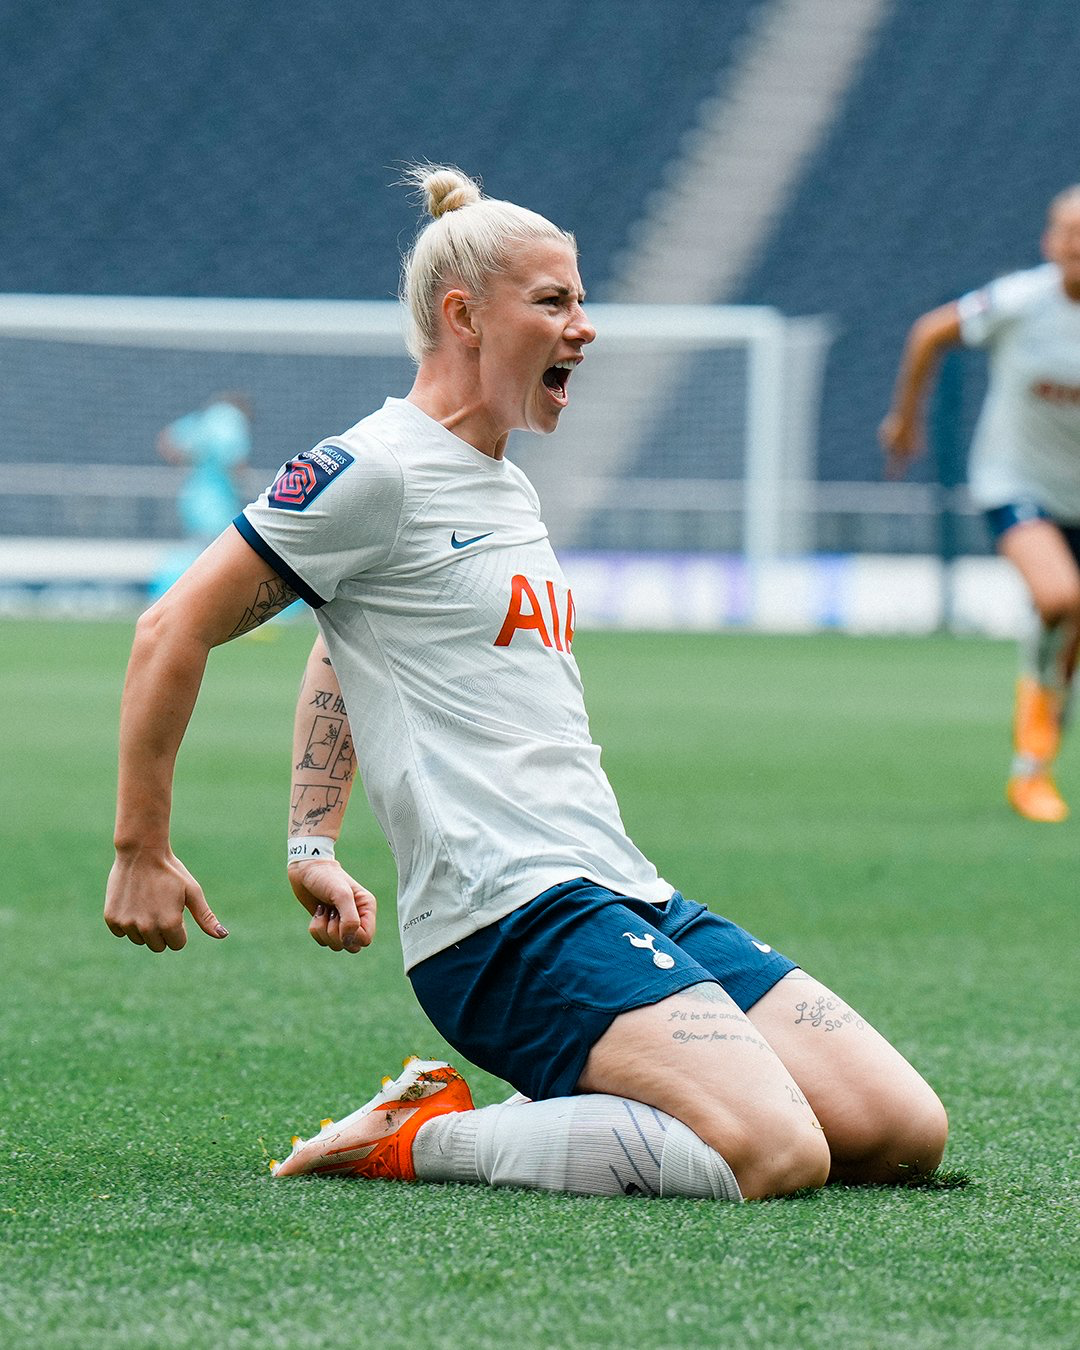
[958,263,1080,518]
[239,397,672,968]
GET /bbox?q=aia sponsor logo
[494,574,575,652]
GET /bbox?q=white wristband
[287,836,336,864]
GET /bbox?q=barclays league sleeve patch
[268,445,354,511]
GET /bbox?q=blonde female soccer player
[106,166,947,1202]
[881,186,1080,822]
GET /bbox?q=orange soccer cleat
[1008,678,1069,821]
[1006,772,1069,823]
[270,1058,474,1180]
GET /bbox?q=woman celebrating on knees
[882,186,1080,823]
[107,165,947,1201]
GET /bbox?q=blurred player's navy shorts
[985,500,1080,563]
[409,878,797,1101]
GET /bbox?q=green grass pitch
[0,618,1076,1349]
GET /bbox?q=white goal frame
[0,292,831,563]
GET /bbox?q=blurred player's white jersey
[239,398,671,968]
[958,263,1080,518]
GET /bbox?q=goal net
[0,293,831,560]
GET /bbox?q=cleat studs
[268,1160,279,1171]
[291,1135,301,1146]
[403,1055,418,1067]
[320,1118,333,1129]
[381,1076,393,1087]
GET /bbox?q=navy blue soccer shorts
[985,501,1080,564]
[408,878,797,1101]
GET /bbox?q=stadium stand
[0,0,761,305]
[3,0,1079,557]
[734,0,1080,496]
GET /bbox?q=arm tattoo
[296,715,343,770]
[290,784,342,833]
[227,578,299,639]
[329,733,355,782]
[295,710,354,784]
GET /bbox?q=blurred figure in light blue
[150,392,253,599]
[159,391,253,541]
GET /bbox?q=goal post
[0,293,832,562]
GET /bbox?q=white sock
[411,1094,742,1201]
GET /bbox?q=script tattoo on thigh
[227,578,299,639]
[667,984,770,1051]
[670,1026,772,1049]
[793,995,865,1033]
[682,982,741,1010]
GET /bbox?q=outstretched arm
[105,527,300,951]
[878,302,964,478]
[287,636,376,954]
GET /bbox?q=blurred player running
[882,187,1080,822]
[158,391,252,543]
[151,392,253,600]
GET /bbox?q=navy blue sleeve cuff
[231,515,327,609]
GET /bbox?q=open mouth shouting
[541,359,578,408]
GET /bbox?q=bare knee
[1035,599,1080,629]
[1029,582,1080,628]
[830,1087,949,1186]
[889,1091,949,1181]
[721,1117,831,1200]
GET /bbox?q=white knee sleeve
[412,1094,741,1201]
[659,1118,742,1201]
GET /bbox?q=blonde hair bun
[403,163,483,219]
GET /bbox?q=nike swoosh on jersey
[451,530,494,549]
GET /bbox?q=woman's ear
[442,289,482,348]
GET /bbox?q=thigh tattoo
[792,993,866,1033]
[666,983,772,1051]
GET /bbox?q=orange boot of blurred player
[1006,677,1068,822]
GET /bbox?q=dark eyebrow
[532,283,588,302]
